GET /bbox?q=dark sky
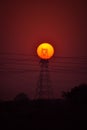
[0,0,87,100]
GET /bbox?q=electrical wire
[0,53,87,74]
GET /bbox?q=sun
[37,43,54,60]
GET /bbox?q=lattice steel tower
[36,43,54,99]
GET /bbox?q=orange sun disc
[37,43,54,60]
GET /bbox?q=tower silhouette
[36,59,53,99]
[36,43,54,99]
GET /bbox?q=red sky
[0,0,87,100]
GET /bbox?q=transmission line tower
[35,43,54,99]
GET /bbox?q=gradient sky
[0,0,87,100]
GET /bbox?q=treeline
[0,83,87,129]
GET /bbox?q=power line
[0,52,87,59]
[0,61,87,70]
[0,53,87,74]
[0,62,87,69]
[54,56,87,59]
[1,59,87,65]
[0,68,87,74]
[0,64,87,69]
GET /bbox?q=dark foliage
[0,84,87,129]
[62,83,87,103]
[14,93,30,102]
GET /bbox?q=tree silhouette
[14,93,30,102]
[62,84,87,103]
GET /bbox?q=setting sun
[37,43,54,60]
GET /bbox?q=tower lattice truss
[36,59,53,99]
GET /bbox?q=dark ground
[0,99,87,130]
